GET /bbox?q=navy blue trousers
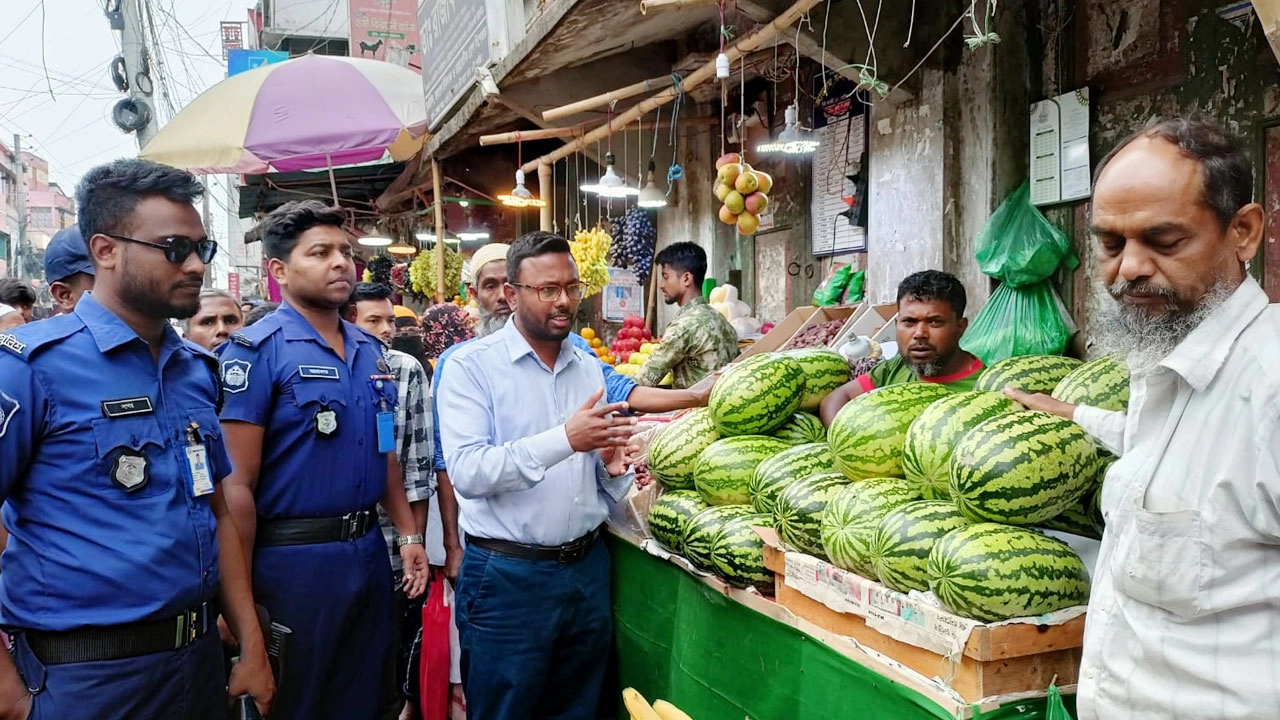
[253,529,395,720]
[455,541,612,720]
[13,628,225,720]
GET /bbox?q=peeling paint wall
[866,69,947,305]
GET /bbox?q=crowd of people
[0,114,1277,720]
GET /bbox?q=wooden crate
[762,543,1084,703]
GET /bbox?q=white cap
[0,303,15,318]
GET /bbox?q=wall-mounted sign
[1029,88,1091,206]
[603,268,644,322]
[418,0,491,131]
[228,49,289,77]
[221,22,244,60]
[811,73,868,256]
[350,0,422,71]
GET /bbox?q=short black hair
[897,270,967,318]
[654,242,707,287]
[1095,117,1253,229]
[507,231,571,283]
[245,302,279,326]
[75,159,204,248]
[343,282,394,315]
[0,278,36,308]
[260,200,347,261]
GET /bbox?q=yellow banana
[622,688,663,720]
[652,699,694,720]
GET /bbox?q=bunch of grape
[366,255,393,287]
[610,207,657,283]
[571,227,613,298]
[409,246,464,299]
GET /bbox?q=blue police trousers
[11,627,225,720]
[253,529,394,720]
[454,540,612,720]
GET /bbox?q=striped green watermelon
[647,490,709,553]
[708,353,805,436]
[694,435,793,506]
[772,412,828,445]
[773,473,849,557]
[928,523,1091,622]
[783,348,852,412]
[902,392,1018,500]
[828,383,952,481]
[749,443,834,515]
[682,505,754,572]
[949,411,1098,526]
[647,408,719,490]
[1052,355,1130,412]
[820,477,921,577]
[1041,456,1110,539]
[710,513,775,592]
[975,355,1082,395]
[870,501,969,593]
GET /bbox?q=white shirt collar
[1160,275,1269,392]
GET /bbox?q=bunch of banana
[571,226,613,298]
[622,688,694,720]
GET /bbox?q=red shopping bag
[419,573,452,720]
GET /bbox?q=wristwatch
[396,534,424,547]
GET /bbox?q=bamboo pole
[538,162,553,232]
[479,117,718,146]
[640,0,718,13]
[432,158,445,303]
[522,0,822,175]
[541,74,672,123]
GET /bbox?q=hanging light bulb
[386,237,418,256]
[637,159,668,208]
[357,233,392,247]
[757,102,819,155]
[498,168,547,208]
[580,151,638,198]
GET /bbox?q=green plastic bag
[962,182,1078,364]
[844,269,866,304]
[812,264,853,306]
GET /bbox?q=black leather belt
[20,599,219,665]
[466,527,601,564]
[257,507,378,547]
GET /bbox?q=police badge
[221,359,252,394]
[111,449,150,492]
[315,406,338,436]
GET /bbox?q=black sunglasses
[105,233,218,264]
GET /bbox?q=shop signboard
[418,0,490,131]
[221,22,244,60]
[603,268,643,323]
[228,272,241,300]
[227,49,288,77]
[349,0,422,71]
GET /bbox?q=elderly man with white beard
[1008,117,1280,719]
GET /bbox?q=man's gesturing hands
[566,388,637,453]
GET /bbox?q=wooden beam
[432,158,445,303]
[541,74,672,123]
[479,117,718,146]
[640,0,718,13]
[522,0,824,175]
[538,162,553,232]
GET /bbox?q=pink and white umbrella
[140,54,429,175]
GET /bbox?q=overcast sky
[0,0,250,224]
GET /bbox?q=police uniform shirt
[217,302,394,519]
[0,293,229,631]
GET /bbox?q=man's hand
[443,543,464,585]
[1004,388,1077,420]
[0,689,31,720]
[565,388,636,452]
[400,543,429,598]
[228,645,276,717]
[688,372,719,407]
[599,441,636,477]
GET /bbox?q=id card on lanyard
[370,374,396,454]
[185,422,215,497]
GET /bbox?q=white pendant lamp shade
[581,151,639,198]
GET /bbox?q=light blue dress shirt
[436,320,634,546]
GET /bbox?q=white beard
[477,309,508,337]
[1092,276,1236,376]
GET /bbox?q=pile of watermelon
[645,350,1130,622]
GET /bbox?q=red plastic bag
[419,574,452,720]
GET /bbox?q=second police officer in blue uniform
[0,159,274,719]
[218,200,428,720]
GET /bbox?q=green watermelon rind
[772,472,849,557]
[901,392,1018,501]
[748,443,835,515]
[647,408,720,491]
[694,435,794,506]
[709,513,775,592]
[828,383,952,481]
[772,412,828,445]
[1051,355,1130,412]
[708,353,806,436]
[646,490,709,554]
[681,505,754,573]
[869,500,969,593]
[948,411,1099,526]
[820,477,922,578]
[784,348,852,413]
[974,355,1082,395]
[927,523,1091,622]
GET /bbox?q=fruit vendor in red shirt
[820,270,983,426]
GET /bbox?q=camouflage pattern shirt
[638,296,740,389]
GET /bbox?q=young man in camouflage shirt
[638,242,739,389]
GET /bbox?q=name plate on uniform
[101,397,155,418]
[298,365,340,380]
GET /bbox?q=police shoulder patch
[0,390,18,438]
[221,359,253,394]
[0,334,26,356]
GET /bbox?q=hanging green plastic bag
[1044,683,1073,720]
[843,270,866,304]
[962,181,1078,364]
[813,264,853,306]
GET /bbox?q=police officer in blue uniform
[0,159,274,719]
[218,200,427,720]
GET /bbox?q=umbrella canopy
[140,54,429,174]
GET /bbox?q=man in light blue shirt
[437,231,636,720]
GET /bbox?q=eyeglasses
[105,233,218,264]
[510,282,589,302]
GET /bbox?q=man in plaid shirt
[345,282,433,720]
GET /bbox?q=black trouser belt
[466,527,601,563]
[20,599,219,665]
[257,506,378,547]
